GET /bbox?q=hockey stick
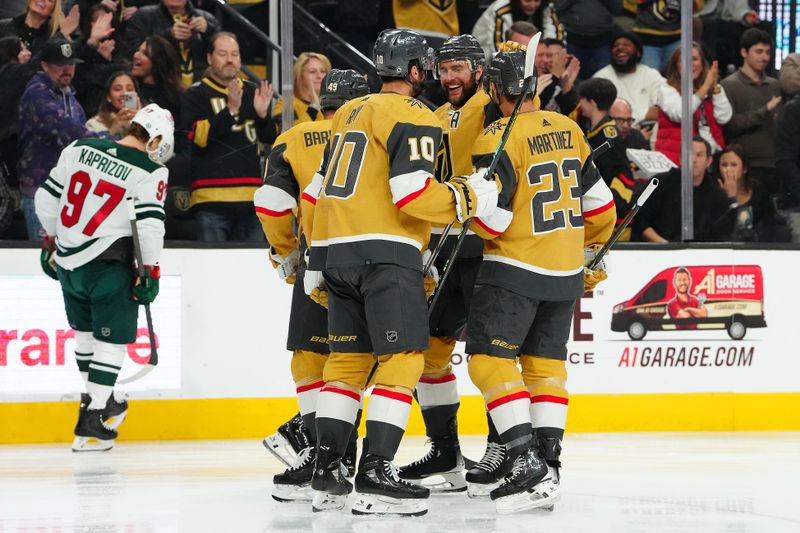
[588,176,659,270]
[117,196,159,385]
[424,140,613,276]
[428,33,535,314]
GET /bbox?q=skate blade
[272,483,313,503]
[351,494,428,517]
[71,436,114,452]
[103,410,127,431]
[409,471,467,493]
[494,489,560,514]
[262,433,297,468]
[466,480,501,499]
[311,490,348,512]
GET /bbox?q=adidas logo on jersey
[542,118,551,127]
[108,148,117,156]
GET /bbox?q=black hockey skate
[528,436,562,511]
[263,412,310,467]
[399,437,467,492]
[352,454,429,516]
[311,442,353,512]
[72,408,117,452]
[102,394,128,430]
[465,440,510,498]
[272,445,316,502]
[491,446,551,514]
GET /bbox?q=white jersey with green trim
[34,138,169,270]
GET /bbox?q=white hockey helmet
[132,103,175,164]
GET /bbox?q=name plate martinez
[627,149,677,179]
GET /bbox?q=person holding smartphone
[86,71,142,135]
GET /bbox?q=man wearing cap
[17,36,100,239]
[593,31,666,123]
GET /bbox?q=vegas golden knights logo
[427,0,455,11]
[436,133,453,183]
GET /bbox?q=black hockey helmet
[435,34,485,73]
[320,69,370,111]
[485,50,531,97]
[373,29,434,78]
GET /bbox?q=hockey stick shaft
[126,196,158,366]
[588,177,659,270]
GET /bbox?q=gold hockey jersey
[254,119,331,259]
[393,0,459,40]
[301,92,463,271]
[470,111,616,300]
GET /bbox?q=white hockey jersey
[34,138,168,270]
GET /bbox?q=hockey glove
[447,171,500,223]
[421,250,440,300]
[269,247,300,285]
[583,245,607,292]
[303,265,328,309]
[40,235,58,280]
[132,265,161,304]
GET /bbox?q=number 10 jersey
[35,138,168,270]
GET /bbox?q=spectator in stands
[124,0,218,87]
[77,0,142,32]
[554,0,618,77]
[0,36,37,194]
[609,97,650,150]
[473,0,564,59]
[508,19,537,47]
[0,0,80,56]
[536,37,580,114]
[593,31,665,122]
[775,53,800,213]
[131,34,182,117]
[709,144,788,242]
[578,78,635,229]
[179,32,274,242]
[698,0,764,76]
[85,70,139,134]
[654,43,731,166]
[632,0,699,72]
[720,28,782,195]
[633,137,731,242]
[73,5,119,117]
[272,51,330,132]
[17,37,99,239]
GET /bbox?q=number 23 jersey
[471,111,616,301]
[35,138,168,270]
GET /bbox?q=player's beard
[448,74,479,108]
[410,76,426,98]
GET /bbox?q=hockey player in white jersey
[34,103,174,451]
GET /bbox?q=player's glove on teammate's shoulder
[132,265,161,304]
[447,171,500,223]
[40,235,58,280]
[583,245,607,292]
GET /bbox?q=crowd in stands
[0,0,798,243]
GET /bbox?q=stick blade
[524,32,541,79]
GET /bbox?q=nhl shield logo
[101,327,111,337]
[61,43,73,58]
[386,330,398,343]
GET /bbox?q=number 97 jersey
[470,111,616,301]
[35,138,169,270]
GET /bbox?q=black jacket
[776,94,800,209]
[0,14,52,56]
[123,2,219,83]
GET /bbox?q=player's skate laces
[465,441,507,498]
[272,445,316,503]
[399,438,467,493]
[72,409,117,452]
[352,456,429,516]
[491,447,551,514]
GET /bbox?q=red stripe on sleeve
[474,216,501,236]
[583,199,614,218]
[530,394,569,405]
[418,373,457,385]
[255,206,292,217]
[486,390,530,411]
[617,173,635,188]
[296,380,325,394]
[320,386,361,402]
[372,388,413,404]
[395,178,431,209]
[301,192,317,205]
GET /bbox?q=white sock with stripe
[530,394,568,435]
[486,390,533,456]
[74,331,94,387]
[315,384,361,456]
[417,373,460,438]
[87,341,126,410]
[297,379,324,442]
[365,388,413,460]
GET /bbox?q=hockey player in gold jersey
[299,29,500,516]
[398,34,501,492]
[464,50,616,513]
[254,70,370,502]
